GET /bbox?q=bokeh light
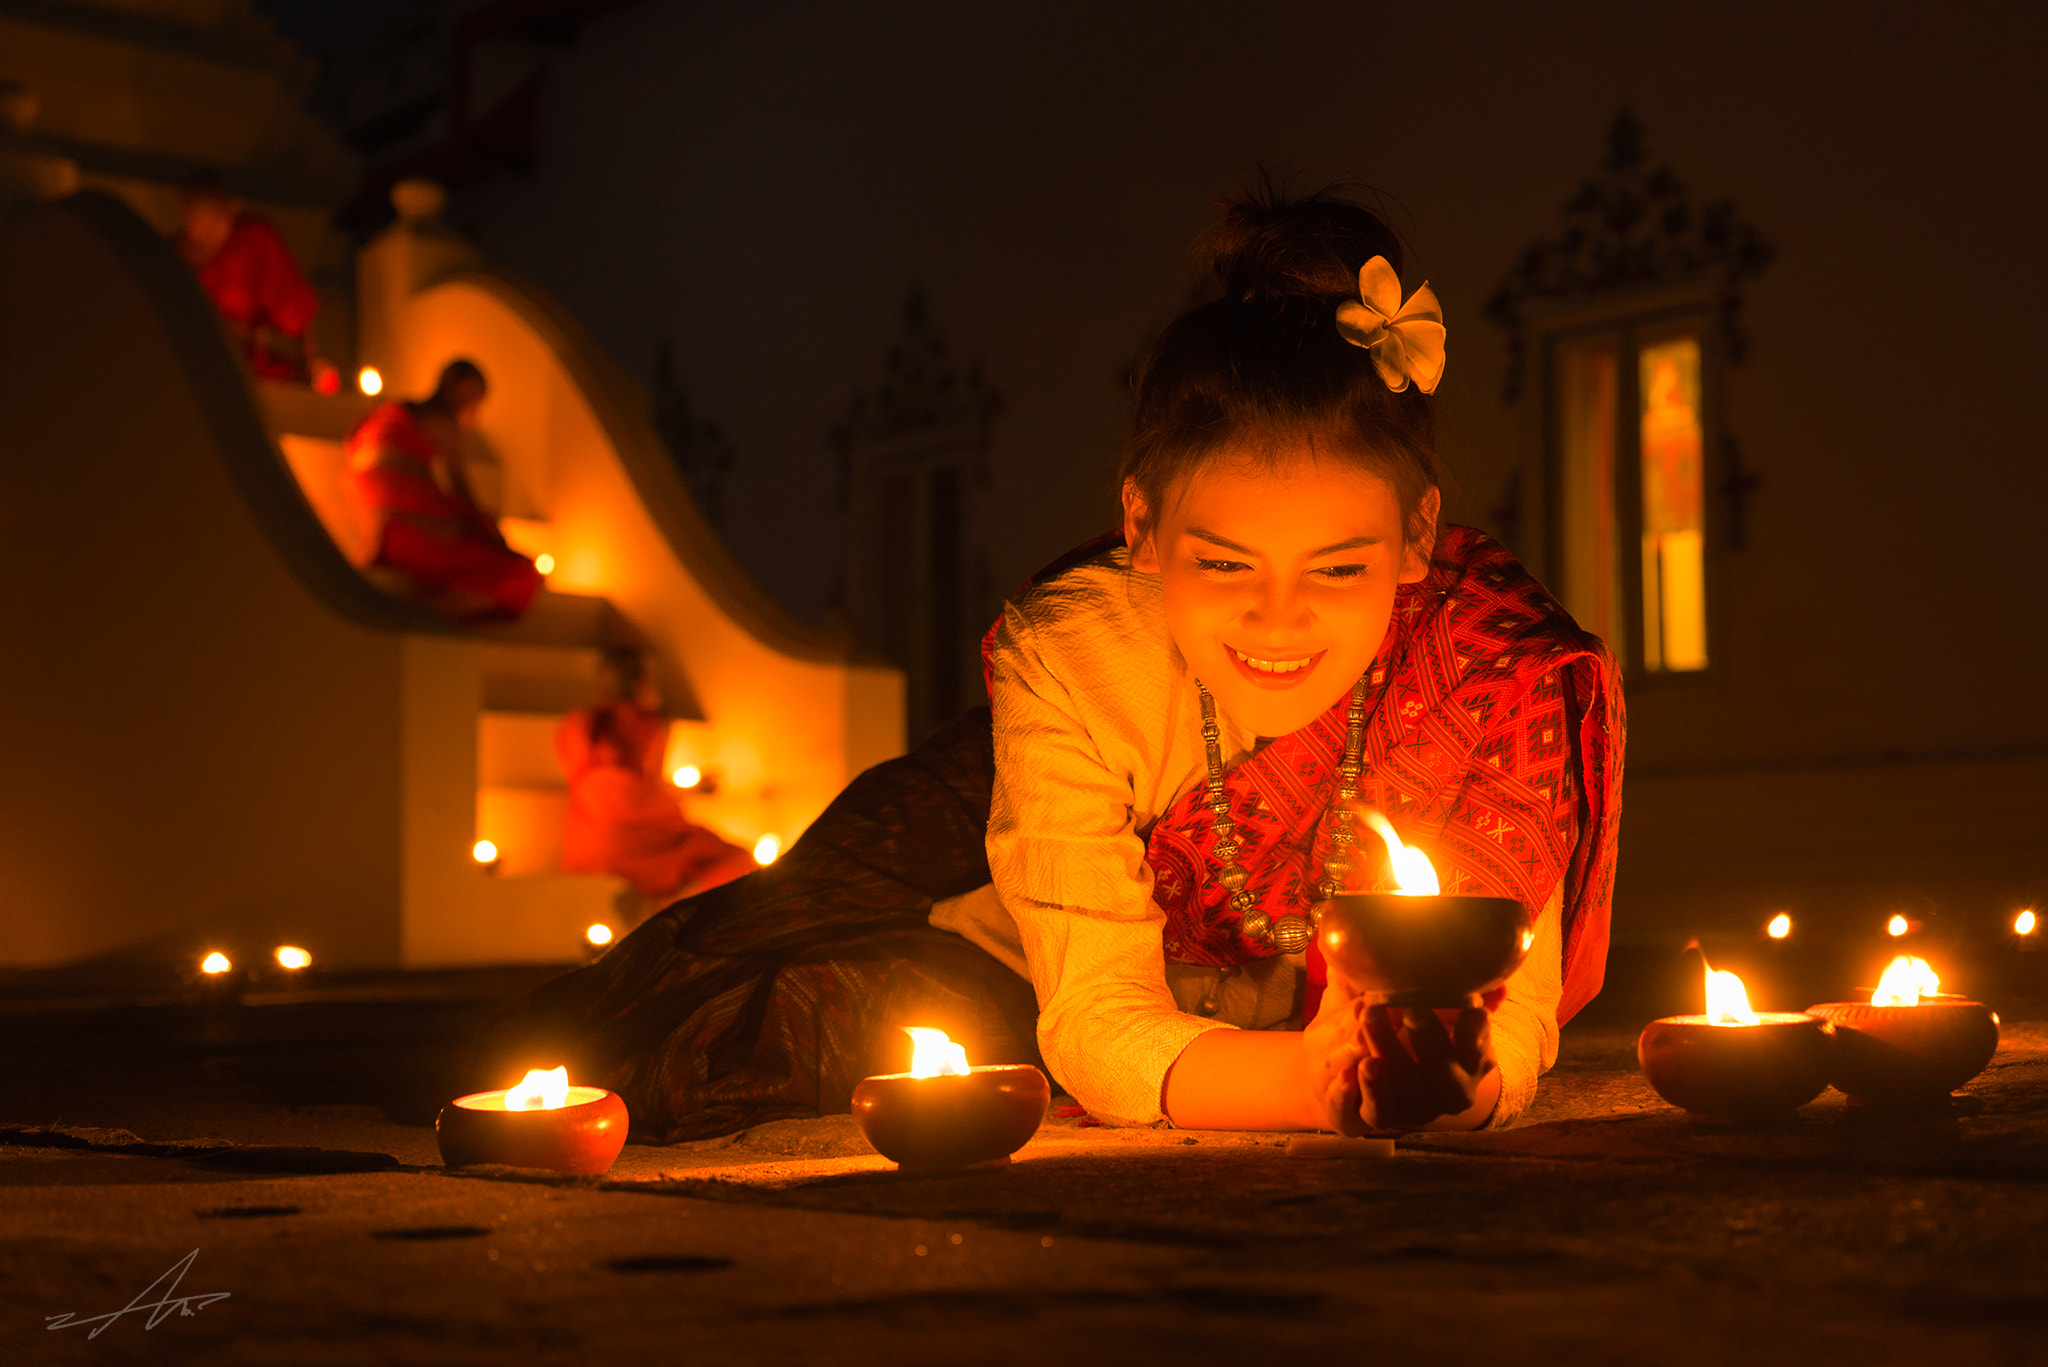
[1887,914,1910,937]
[200,951,231,974]
[2018,909,2038,937]
[274,945,311,970]
[671,765,702,789]
[357,365,383,396]
[1766,913,1791,939]
[473,839,499,864]
[753,834,781,865]
[586,923,614,947]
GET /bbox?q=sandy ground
[5,952,2047,1365]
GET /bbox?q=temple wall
[0,196,403,969]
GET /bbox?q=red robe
[191,215,319,381]
[556,702,757,901]
[342,403,542,618]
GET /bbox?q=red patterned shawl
[987,525,1625,1026]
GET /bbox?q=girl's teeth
[1233,648,1312,674]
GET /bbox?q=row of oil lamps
[1637,953,2002,1122]
[431,820,2026,1176]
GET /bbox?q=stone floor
[6,944,2047,1365]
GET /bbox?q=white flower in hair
[1334,255,1446,395]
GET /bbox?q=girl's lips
[1225,646,1326,690]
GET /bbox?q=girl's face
[1125,447,1438,738]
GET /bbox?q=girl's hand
[1300,984,1373,1135]
[1356,999,1499,1131]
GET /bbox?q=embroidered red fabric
[984,525,1625,1026]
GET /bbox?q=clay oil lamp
[851,1028,1050,1172]
[437,1067,629,1175]
[1316,811,1534,1007]
[1637,960,1832,1123]
[1805,955,2000,1106]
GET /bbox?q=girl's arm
[1161,1004,1504,1133]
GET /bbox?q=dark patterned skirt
[472,709,1042,1143]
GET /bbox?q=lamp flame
[200,951,231,975]
[672,765,702,789]
[753,834,781,865]
[274,945,311,970]
[1887,914,1910,937]
[1704,966,1760,1026]
[1871,955,1939,1007]
[1766,913,1791,940]
[506,1066,570,1110]
[1362,809,1440,896]
[2017,909,2037,937]
[585,923,613,947]
[903,1027,971,1078]
[357,365,383,396]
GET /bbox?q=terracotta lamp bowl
[1804,995,2000,1103]
[851,1065,1051,1172]
[1318,894,1533,1006]
[1637,1013,1835,1123]
[436,1086,629,1175]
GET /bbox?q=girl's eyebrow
[1186,528,1382,558]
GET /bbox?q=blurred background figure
[557,649,757,923]
[173,172,337,392]
[342,358,542,621]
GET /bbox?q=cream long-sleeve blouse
[930,544,1563,1129]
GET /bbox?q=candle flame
[1886,914,1909,937]
[2017,909,2037,936]
[1704,966,1760,1026]
[903,1027,971,1078]
[274,945,311,970]
[200,951,231,975]
[1766,913,1791,940]
[1362,809,1440,896]
[506,1066,570,1110]
[1871,955,1939,1007]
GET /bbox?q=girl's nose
[1247,577,1313,636]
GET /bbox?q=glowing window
[1639,337,1707,672]
[1551,321,1711,677]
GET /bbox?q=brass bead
[1240,909,1270,937]
[1230,890,1258,914]
[1218,866,1248,891]
[1270,916,1314,954]
[1214,841,1239,863]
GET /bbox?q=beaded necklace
[1193,675,1370,954]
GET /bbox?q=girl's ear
[1122,480,1162,572]
[1397,487,1442,584]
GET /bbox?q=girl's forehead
[1167,449,1403,532]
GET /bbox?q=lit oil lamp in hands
[1317,809,1534,1008]
[436,1066,629,1174]
[1806,956,2000,1106]
[1313,814,1518,1130]
[850,1028,1050,1172]
[1637,954,1832,1124]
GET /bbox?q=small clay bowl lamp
[437,1067,629,1175]
[1316,812,1534,1007]
[851,1028,1050,1172]
[1638,964,1833,1123]
[1806,955,2000,1105]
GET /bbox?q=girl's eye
[1193,557,1251,574]
[1315,563,1369,581]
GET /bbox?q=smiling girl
[481,184,1623,1140]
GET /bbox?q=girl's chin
[1204,674,1351,738]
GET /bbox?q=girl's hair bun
[1199,176,1406,303]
